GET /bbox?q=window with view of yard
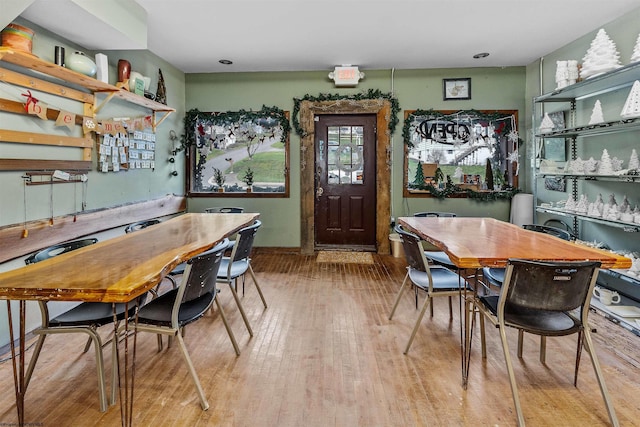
[185,108,290,197]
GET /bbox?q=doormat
[316,251,374,265]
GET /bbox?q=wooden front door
[314,114,377,250]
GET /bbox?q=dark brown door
[314,114,377,250]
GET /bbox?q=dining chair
[481,223,573,361]
[216,219,267,337]
[475,259,618,427]
[124,218,160,233]
[388,224,471,354]
[24,238,139,412]
[412,212,457,269]
[130,238,238,410]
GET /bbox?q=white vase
[67,51,97,76]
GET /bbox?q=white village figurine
[555,61,569,89]
[629,149,640,171]
[611,156,624,171]
[597,149,614,175]
[567,157,585,174]
[567,60,579,85]
[604,194,620,220]
[580,28,622,79]
[621,80,640,119]
[584,156,598,173]
[564,195,577,212]
[633,205,640,224]
[587,194,604,217]
[575,194,589,214]
[588,100,605,124]
[631,33,640,64]
[620,198,634,223]
[539,112,555,134]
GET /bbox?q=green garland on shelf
[292,89,400,137]
[402,108,517,148]
[408,176,520,201]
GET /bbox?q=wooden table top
[0,213,259,302]
[399,217,631,270]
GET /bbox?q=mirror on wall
[402,109,519,196]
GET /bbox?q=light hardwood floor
[1,248,639,426]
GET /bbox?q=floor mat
[316,251,374,264]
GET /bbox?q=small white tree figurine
[539,112,555,133]
[588,100,604,124]
[629,149,639,171]
[631,33,640,64]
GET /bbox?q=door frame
[299,99,391,255]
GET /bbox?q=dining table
[0,212,259,426]
[398,216,632,388]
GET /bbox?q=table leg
[459,270,479,389]
[113,300,139,427]
[7,300,26,426]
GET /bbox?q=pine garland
[292,89,400,137]
[408,176,520,201]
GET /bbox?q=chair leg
[111,327,118,406]
[248,264,267,308]
[175,331,209,410]
[228,282,254,336]
[389,271,410,320]
[498,325,526,427]
[448,296,453,320]
[539,336,547,364]
[404,294,432,355]
[582,327,619,426]
[214,298,240,356]
[24,333,46,387]
[574,330,583,387]
[478,308,487,359]
[517,330,524,358]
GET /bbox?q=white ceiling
[19,0,640,74]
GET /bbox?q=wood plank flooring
[0,248,639,426]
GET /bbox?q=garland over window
[292,89,400,137]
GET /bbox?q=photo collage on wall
[98,130,156,173]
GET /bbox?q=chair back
[394,224,428,273]
[205,207,245,213]
[413,212,456,217]
[501,259,601,314]
[124,219,160,233]
[230,220,261,262]
[25,238,98,264]
[522,224,571,241]
[179,239,229,305]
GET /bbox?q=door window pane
[326,125,364,185]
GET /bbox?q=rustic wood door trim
[299,99,391,255]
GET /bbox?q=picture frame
[443,78,471,100]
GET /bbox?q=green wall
[186,67,526,247]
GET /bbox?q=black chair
[475,259,618,427]
[204,207,245,213]
[388,224,472,354]
[413,212,457,269]
[216,219,267,337]
[130,238,238,410]
[481,223,573,361]
[124,219,160,234]
[24,238,138,412]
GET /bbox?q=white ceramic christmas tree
[588,100,604,124]
[621,80,640,119]
[576,194,589,214]
[565,195,577,212]
[539,112,555,133]
[629,149,639,170]
[631,33,640,64]
[580,29,622,79]
[597,149,614,175]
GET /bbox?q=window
[184,108,290,197]
[402,109,519,197]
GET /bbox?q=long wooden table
[0,212,259,426]
[398,217,631,387]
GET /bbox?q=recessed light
[219,59,233,65]
[473,52,490,59]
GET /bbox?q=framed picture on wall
[443,78,471,100]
